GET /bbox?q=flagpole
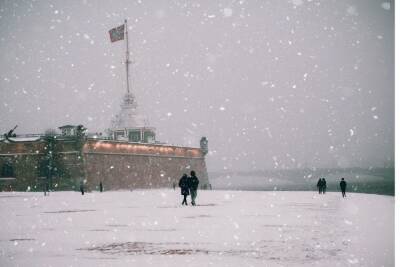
[125,19,131,94]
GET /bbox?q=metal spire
[125,19,131,94]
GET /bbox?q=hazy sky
[0,0,394,171]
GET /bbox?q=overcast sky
[0,0,394,171]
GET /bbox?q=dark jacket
[188,175,199,190]
[340,180,347,190]
[179,175,190,195]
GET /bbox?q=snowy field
[0,190,394,267]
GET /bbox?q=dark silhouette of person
[188,170,199,206]
[44,182,49,196]
[321,178,327,194]
[178,174,190,205]
[317,178,323,194]
[99,182,103,192]
[80,181,85,195]
[340,178,347,198]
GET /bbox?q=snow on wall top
[83,140,203,158]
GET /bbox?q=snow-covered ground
[210,168,395,195]
[0,190,394,267]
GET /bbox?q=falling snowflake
[222,8,233,17]
[292,0,303,6]
[381,2,390,10]
[346,6,358,16]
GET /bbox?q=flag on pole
[109,24,125,42]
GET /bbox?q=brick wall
[0,139,209,192]
[82,140,209,191]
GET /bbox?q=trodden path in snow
[0,190,394,267]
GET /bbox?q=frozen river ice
[0,190,394,266]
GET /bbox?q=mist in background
[0,0,394,172]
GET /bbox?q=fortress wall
[0,140,84,191]
[55,152,85,190]
[0,140,45,154]
[82,140,209,191]
[0,154,42,191]
[83,153,209,191]
[0,141,46,191]
[83,140,203,158]
[0,139,210,192]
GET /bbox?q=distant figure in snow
[172,181,176,190]
[317,178,323,194]
[321,178,327,194]
[179,174,190,205]
[44,182,49,196]
[80,181,85,195]
[340,178,347,198]
[188,170,199,206]
[99,182,103,192]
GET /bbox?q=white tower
[109,19,156,143]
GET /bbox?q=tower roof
[111,92,149,129]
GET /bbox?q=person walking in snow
[340,178,347,198]
[43,182,50,196]
[321,178,327,194]
[99,182,103,192]
[179,174,190,205]
[188,170,199,206]
[317,178,323,194]
[80,180,85,195]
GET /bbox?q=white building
[109,92,156,143]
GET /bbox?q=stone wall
[82,140,209,191]
[0,139,209,192]
[0,139,83,191]
[0,141,46,191]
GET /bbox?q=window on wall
[1,161,14,177]
[144,131,155,143]
[114,131,125,140]
[129,131,141,142]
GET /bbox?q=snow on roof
[58,125,77,129]
[7,137,42,142]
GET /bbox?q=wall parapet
[83,140,204,158]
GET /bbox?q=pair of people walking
[316,177,347,198]
[179,170,199,206]
[317,178,327,194]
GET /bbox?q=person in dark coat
[340,178,347,198]
[179,174,190,205]
[188,170,199,206]
[43,182,49,196]
[80,180,85,195]
[99,182,103,192]
[317,178,322,194]
[321,178,327,194]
